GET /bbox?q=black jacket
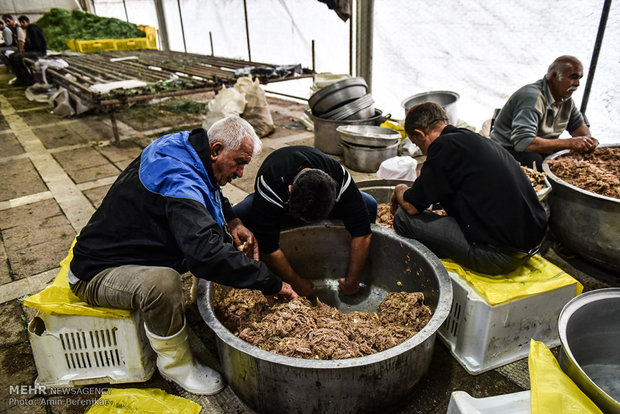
[70,128,282,295]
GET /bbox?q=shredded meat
[376,203,394,228]
[521,166,548,192]
[547,147,619,199]
[213,286,432,360]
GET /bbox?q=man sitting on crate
[69,116,298,395]
[490,55,598,169]
[390,102,547,275]
[232,145,377,297]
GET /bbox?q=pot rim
[558,288,620,404]
[542,143,620,203]
[198,221,453,369]
[400,90,460,109]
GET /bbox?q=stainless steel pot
[542,144,620,272]
[356,178,415,203]
[308,77,368,116]
[401,91,459,125]
[309,109,390,155]
[558,288,620,413]
[337,125,401,148]
[321,94,375,120]
[342,141,399,173]
[198,222,452,414]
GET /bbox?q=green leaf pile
[36,8,146,51]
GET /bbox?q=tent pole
[580,0,612,115]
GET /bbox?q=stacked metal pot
[307,77,389,157]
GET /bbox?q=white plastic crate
[28,310,156,387]
[438,271,577,375]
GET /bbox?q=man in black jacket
[69,116,298,395]
[233,146,376,296]
[11,15,47,86]
[391,102,547,275]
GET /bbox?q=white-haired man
[490,55,598,168]
[69,116,298,395]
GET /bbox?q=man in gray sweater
[490,55,598,169]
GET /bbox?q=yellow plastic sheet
[380,119,406,139]
[86,388,201,414]
[529,340,603,413]
[23,238,130,318]
[441,254,583,305]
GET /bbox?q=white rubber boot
[145,322,225,395]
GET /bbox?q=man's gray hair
[207,115,262,157]
[546,55,582,80]
[404,102,449,138]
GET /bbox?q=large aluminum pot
[198,222,452,414]
[401,91,459,125]
[542,144,620,272]
[337,125,401,148]
[308,109,390,155]
[341,141,399,173]
[558,288,620,413]
[356,178,415,203]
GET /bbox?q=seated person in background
[0,15,17,72]
[490,55,598,169]
[69,116,298,396]
[233,145,377,297]
[391,102,547,275]
[11,15,47,86]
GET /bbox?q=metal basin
[356,178,415,203]
[337,125,401,148]
[309,77,368,116]
[321,93,375,120]
[401,91,459,125]
[308,109,389,155]
[342,141,399,173]
[542,144,620,272]
[558,288,620,413]
[198,222,452,414]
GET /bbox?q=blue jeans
[233,191,378,227]
[393,209,533,275]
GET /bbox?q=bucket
[308,109,390,155]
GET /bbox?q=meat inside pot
[213,285,432,360]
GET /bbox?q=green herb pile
[36,8,146,51]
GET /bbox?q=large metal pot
[342,141,399,173]
[308,109,389,155]
[198,222,452,414]
[356,178,415,203]
[321,93,375,120]
[542,144,620,272]
[558,288,620,413]
[401,91,460,125]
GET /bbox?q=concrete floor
[0,70,615,414]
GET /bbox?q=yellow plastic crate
[66,26,157,53]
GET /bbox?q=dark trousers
[393,209,534,275]
[11,51,43,84]
[233,191,378,229]
[505,146,546,170]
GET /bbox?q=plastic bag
[235,75,275,137]
[376,156,417,181]
[441,255,582,305]
[86,388,201,414]
[23,238,130,318]
[202,86,246,131]
[529,340,603,414]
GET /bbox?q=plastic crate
[66,26,157,53]
[28,310,156,387]
[438,270,578,375]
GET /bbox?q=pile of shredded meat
[521,166,548,192]
[547,147,619,199]
[213,285,432,360]
[376,203,394,228]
